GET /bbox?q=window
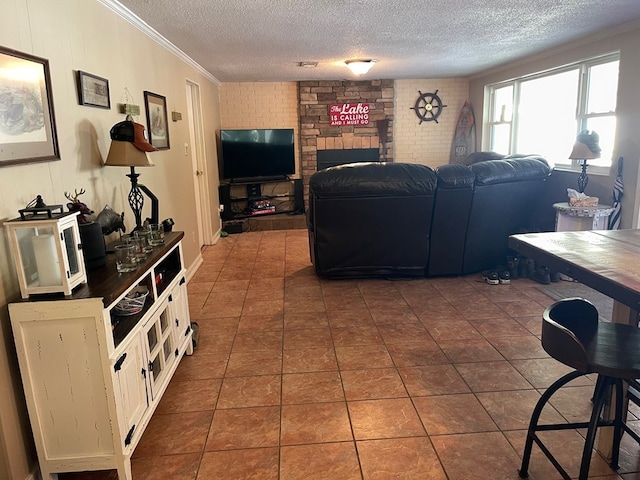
[485,54,619,171]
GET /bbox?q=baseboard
[186,253,204,283]
[25,466,38,480]
[211,227,221,245]
[185,227,221,282]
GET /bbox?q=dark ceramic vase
[79,221,106,271]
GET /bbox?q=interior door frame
[185,79,213,245]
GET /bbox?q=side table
[553,202,614,232]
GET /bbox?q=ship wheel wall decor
[411,90,447,124]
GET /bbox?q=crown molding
[97,0,221,86]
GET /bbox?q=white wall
[0,1,221,478]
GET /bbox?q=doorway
[185,80,213,245]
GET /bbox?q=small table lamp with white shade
[569,130,601,194]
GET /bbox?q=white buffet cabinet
[9,231,193,480]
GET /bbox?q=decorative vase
[79,221,106,270]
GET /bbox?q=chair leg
[579,375,612,480]
[609,378,624,471]
[591,374,603,402]
[519,370,584,478]
[627,378,640,406]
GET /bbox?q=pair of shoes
[531,266,551,285]
[482,269,511,285]
[482,270,499,285]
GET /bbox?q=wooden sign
[330,103,370,126]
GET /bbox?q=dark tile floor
[61,229,640,479]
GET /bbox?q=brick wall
[219,82,300,174]
[394,78,470,168]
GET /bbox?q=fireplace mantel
[316,148,379,171]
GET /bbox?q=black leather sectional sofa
[307,155,551,278]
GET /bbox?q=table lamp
[104,118,158,231]
[569,130,601,193]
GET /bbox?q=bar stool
[518,297,640,480]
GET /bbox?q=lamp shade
[105,140,155,167]
[569,141,600,160]
[569,130,601,160]
[345,59,376,75]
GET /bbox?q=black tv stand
[229,175,289,185]
[219,177,303,221]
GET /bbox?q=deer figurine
[65,188,93,224]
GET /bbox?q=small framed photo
[0,46,60,167]
[76,70,110,109]
[144,91,170,149]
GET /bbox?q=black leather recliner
[307,156,551,279]
[462,156,551,274]
[428,164,475,276]
[308,162,437,278]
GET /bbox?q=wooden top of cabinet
[17,231,184,307]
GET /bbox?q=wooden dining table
[509,228,640,457]
[509,229,640,319]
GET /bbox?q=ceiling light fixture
[298,61,318,68]
[345,59,377,75]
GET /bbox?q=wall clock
[411,90,447,124]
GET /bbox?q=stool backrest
[542,297,598,372]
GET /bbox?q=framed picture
[144,91,170,149]
[76,70,110,109]
[0,47,59,167]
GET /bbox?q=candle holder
[4,210,87,298]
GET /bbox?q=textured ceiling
[115,0,640,82]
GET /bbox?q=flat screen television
[219,128,295,182]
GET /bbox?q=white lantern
[4,211,87,298]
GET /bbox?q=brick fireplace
[298,80,394,197]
